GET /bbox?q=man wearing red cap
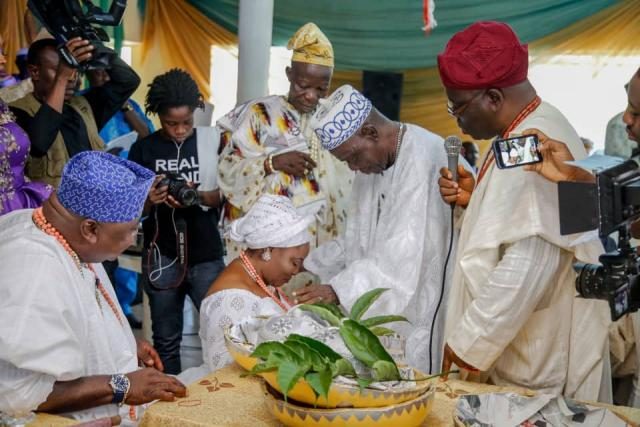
[437,21,610,401]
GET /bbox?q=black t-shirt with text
[128,130,223,266]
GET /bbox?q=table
[141,364,640,426]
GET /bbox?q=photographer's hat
[310,84,372,151]
[58,151,155,223]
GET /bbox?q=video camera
[28,0,127,71]
[559,159,640,320]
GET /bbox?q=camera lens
[178,187,199,206]
[574,262,607,300]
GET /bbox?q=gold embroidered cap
[287,23,334,68]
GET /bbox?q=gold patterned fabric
[287,23,334,68]
[140,364,640,427]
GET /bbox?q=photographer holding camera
[128,69,224,375]
[9,37,140,187]
[525,66,640,407]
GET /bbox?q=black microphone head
[444,136,462,157]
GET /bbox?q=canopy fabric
[188,0,616,71]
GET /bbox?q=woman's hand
[292,284,338,304]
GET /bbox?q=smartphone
[493,134,542,169]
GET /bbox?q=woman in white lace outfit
[199,194,313,372]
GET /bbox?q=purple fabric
[0,102,52,216]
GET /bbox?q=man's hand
[61,37,94,72]
[441,343,479,381]
[136,338,164,371]
[522,129,595,183]
[292,284,338,304]
[438,165,475,208]
[147,175,169,206]
[125,368,187,405]
[272,151,317,177]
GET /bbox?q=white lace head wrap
[228,194,314,249]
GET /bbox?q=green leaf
[361,315,410,327]
[276,359,310,401]
[350,288,389,321]
[284,340,327,371]
[339,319,397,368]
[305,366,332,402]
[332,358,357,377]
[251,341,291,360]
[312,303,345,319]
[372,360,401,381]
[298,304,341,326]
[249,361,278,374]
[369,326,396,336]
[287,334,343,362]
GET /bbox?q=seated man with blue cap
[0,151,186,423]
[294,85,452,374]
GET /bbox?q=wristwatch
[121,103,133,113]
[109,373,131,406]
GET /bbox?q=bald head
[623,68,640,142]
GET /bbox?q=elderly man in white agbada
[294,85,452,373]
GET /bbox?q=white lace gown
[200,289,285,372]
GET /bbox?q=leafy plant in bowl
[247,288,443,403]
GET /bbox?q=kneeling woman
[200,194,312,372]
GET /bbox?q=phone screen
[493,134,542,169]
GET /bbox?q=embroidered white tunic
[444,101,610,401]
[304,124,452,373]
[0,210,139,422]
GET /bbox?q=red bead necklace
[32,208,125,326]
[239,251,291,311]
[476,96,542,185]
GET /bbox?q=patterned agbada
[217,95,353,256]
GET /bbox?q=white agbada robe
[444,101,610,401]
[0,210,140,423]
[305,124,452,373]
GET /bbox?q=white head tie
[228,194,314,249]
[310,84,372,151]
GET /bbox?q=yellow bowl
[225,329,432,408]
[263,381,434,427]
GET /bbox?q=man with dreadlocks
[128,69,224,375]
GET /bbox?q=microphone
[444,136,462,182]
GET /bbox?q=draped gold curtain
[141,0,236,100]
[0,0,28,76]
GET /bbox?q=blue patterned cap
[310,85,372,151]
[58,151,155,223]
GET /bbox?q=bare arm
[37,376,112,414]
[122,103,151,138]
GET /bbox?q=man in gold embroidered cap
[436,21,610,402]
[217,23,353,267]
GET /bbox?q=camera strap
[146,207,189,290]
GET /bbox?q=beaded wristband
[267,154,275,174]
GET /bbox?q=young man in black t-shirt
[128,69,224,375]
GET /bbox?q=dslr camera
[559,160,640,320]
[28,0,127,71]
[159,173,199,207]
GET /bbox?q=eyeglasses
[447,90,485,117]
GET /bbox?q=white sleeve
[327,163,446,316]
[303,237,346,283]
[0,251,85,413]
[0,360,55,414]
[447,236,561,370]
[200,290,263,372]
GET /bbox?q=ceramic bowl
[262,382,434,427]
[225,329,432,408]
